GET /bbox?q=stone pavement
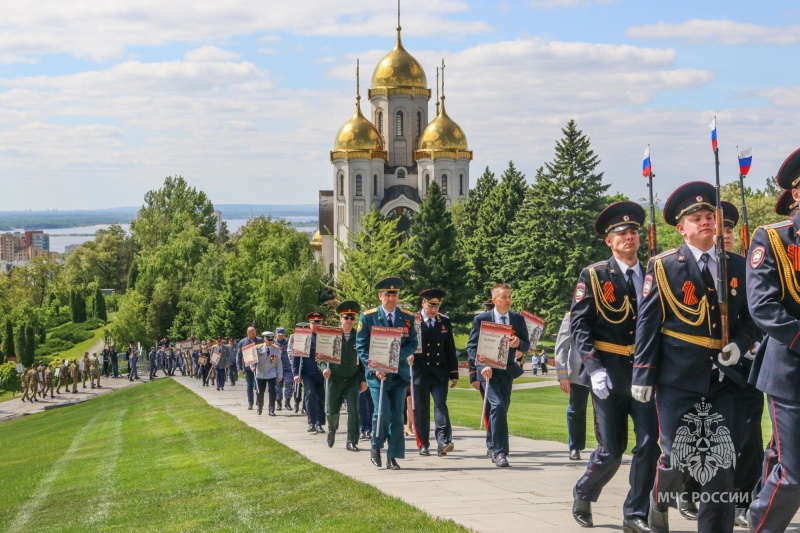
[174,374,797,532]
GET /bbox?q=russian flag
[709,118,717,151]
[738,147,753,176]
[642,145,652,177]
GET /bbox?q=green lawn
[446,385,774,453]
[0,380,466,533]
[452,376,553,389]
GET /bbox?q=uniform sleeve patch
[750,246,765,269]
[642,274,653,298]
[574,282,587,302]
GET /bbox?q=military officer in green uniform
[90,352,102,389]
[56,359,70,394]
[70,359,80,393]
[323,301,367,451]
[356,276,418,471]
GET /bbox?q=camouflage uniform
[36,362,46,397]
[28,367,40,402]
[70,360,80,393]
[20,366,31,402]
[43,365,54,398]
[90,354,101,389]
[81,353,91,388]
[56,360,70,394]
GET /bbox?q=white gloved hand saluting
[744,342,760,361]
[589,369,613,399]
[717,343,741,366]
[631,385,653,403]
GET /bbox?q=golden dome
[371,31,427,89]
[333,102,383,151]
[418,100,468,151]
[310,230,322,252]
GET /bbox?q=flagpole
[644,144,658,258]
[712,117,731,358]
[736,145,751,255]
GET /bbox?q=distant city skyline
[1,1,799,210]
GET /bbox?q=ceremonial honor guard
[356,276,418,470]
[410,289,459,457]
[570,202,659,533]
[323,301,366,451]
[775,188,799,219]
[632,182,757,533]
[747,148,800,532]
[467,283,530,468]
[292,313,327,434]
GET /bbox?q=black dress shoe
[248,405,253,410]
[257,405,262,415]
[572,488,593,528]
[276,403,282,411]
[386,458,400,470]
[494,453,510,467]
[268,410,275,416]
[569,449,581,461]
[327,432,335,448]
[623,517,651,533]
[419,446,430,456]
[679,498,698,520]
[438,442,455,456]
[371,448,382,468]
[360,431,367,440]
[307,424,317,433]
[487,448,492,458]
[648,492,669,533]
[734,508,749,528]
[346,442,360,452]
[316,424,326,434]
[294,403,300,413]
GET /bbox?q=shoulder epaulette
[437,313,450,319]
[586,260,608,271]
[656,248,678,259]
[364,308,378,315]
[397,308,415,317]
[764,220,792,230]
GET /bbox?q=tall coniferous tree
[408,180,471,325]
[94,286,108,321]
[501,120,611,327]
[25,323,36,363]
[3,319,15,361]
[15,325,28,366]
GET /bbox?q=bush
[0,361,23,394]
[49,322,93,344]
[35,339,74,357]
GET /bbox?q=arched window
[338,173,344,196]
[424,172,429,191]
[377,111,383,135]
[441,174,448,195]
[355,174,363,197]
[373,174,379,196]
[459,174,464,196]
[396,111,403,136]
[417,111,422,137]
[397,169,405,180]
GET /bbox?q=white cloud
[627,19,800,45]
[530,0,617,9]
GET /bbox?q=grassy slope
[0,380,466,533]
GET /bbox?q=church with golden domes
[317,13,473,273]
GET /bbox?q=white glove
[631,385,653,403]
[718,343,741,366]
[590,369,613,399]
[744,342,760,361]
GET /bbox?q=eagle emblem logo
[672,398,736,485]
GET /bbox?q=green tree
[61,224,133,294]
[109,290,150,348]
[502,120,611,327]
[25,323,36,364]
[94,286,108,321]
[408,180,471,325]
[337,208,413,309]
[15,324,29,366]
[2,319,14,361]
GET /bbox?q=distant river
[42,217,318,253]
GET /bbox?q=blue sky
[1,0,798,209]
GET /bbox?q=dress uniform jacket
[571,258,641,394]
[356,306,418,382]
[329,333,363,381]
[412,313,459,384]
[747,216,800,401]
[633,243,757,394]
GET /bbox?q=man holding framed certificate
[467,283,530,468]
[356,276,418,471]
[292,312,327,434]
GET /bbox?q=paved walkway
[173,375,795,532]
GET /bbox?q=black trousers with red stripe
[653,382,736,532]
[749,394,800,533]
[575,390,659,520]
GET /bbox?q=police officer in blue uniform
[570,202,660,533]
[356,276,418,471]
[292,312,326,434]
[747,148,800,533]
[632,182,757,533]
[467,283,530,468]
[410,289,459,457]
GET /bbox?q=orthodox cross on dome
[436,67,440,116]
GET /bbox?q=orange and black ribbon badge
[730,277,738,296]
[603,281,616,303]
[789,245,800,271]
[683,281,698,305]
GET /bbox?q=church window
[424,172,429,191]
[338,173,344,196]
[417,112,422,136]
[355,174,363,197]
[373,174,379,196]
[397,169,405,180]
[441,174,448,195]
[377,111,383,134]
[396,111,403,136]
[459,174,464,196]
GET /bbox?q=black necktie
[428,318,434,328]
[500,316,507,325]
[626,268,638,312]
[387,313,394,327]
[700,253,716,292]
